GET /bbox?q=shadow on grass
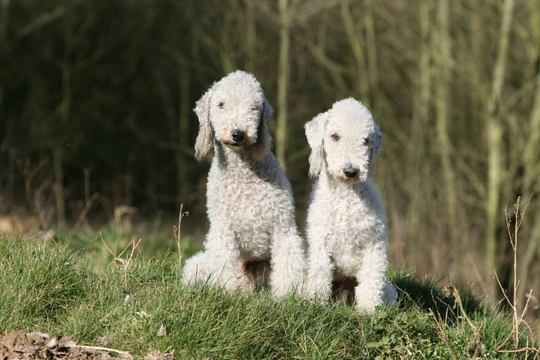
[391,271,485,323]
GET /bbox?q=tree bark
[177,61,190,206]
[364,0,378,112]
[245,0,256,73]
[340,0,369,103]
[53,15,74,232]
[518,0,540,313]
[276,0,292,174]
[434,0,459,259]
[405,0,431,264]
[485,0,515,276]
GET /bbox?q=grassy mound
[0,234,537,359]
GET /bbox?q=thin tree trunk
[518,2,540,310]
[52,147,65,231]
[245,0,256,73]
[276,0,291,174]
[340,0,368,102]
[434,0,459,259]
[177,63,190,205]
[53,17,73,232]
[364,0,378,112]
[405,0,431,264]
[485,0,515,276]
[522,8,540,213]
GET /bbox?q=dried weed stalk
[491,196,539,358]
[100,233,141,287]
[433,197,539,359]
[173,203,189,266]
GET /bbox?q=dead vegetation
[0,330,173,360]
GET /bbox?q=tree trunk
[364,0,378,112]
[485,0,515,276]
[276,0,292,174]
[405,0,431,264]
[53,17,73,232]
[434,0,459,260]
[52,147,66,231]
[177,62,190,206]
[340,0,369,103]
[245,0,256,73]
[518,1,540,312]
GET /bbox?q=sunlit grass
[56,218,203,267]
[0,234,537,359]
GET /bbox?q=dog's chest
[326,213,378,275]
[236,231,272,258]
[314,187,382,260]
[213,174,278,258]
[206,159,293,254]
[211,174,285,216]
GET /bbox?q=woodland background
[1,0,540,318]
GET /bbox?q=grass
[0,233,538,359]
[62,216,203,268]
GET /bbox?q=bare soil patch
[0,331,173,360]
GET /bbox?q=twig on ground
[75,345,132,355]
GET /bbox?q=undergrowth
[0,233,538,359]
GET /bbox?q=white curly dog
[303,98,397,311]
[181,71,304,296]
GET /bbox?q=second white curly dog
[303,98,397,311]
[182,71,304,297]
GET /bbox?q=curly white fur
[182,71,304,296]
[303,98,397,312]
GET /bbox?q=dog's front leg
[353,240,388,312]
[204,226,242,291]
[270,224,305,297]
[304,236,334,303]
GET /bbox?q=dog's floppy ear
[253,97,273,161]
[262,98,273,126]
[368,125,382,171]
[194,87,214,161]
[305,111,327,177]
[372,125,382,155]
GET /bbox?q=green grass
[60,219,203,267]
[0,234,538,359]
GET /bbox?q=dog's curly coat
[181,71,304,296]
[303,98,397,311]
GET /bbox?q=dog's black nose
[343,167,358,178]
[231,130,245,143]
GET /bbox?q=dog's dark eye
[218,102,225,109]
[331,134,340,142]
[363,138,370,145]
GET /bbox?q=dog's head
[194,71,273,161]
[305,98,381,183]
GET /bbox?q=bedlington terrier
[303,98,397,312]
[181,70,304,296]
